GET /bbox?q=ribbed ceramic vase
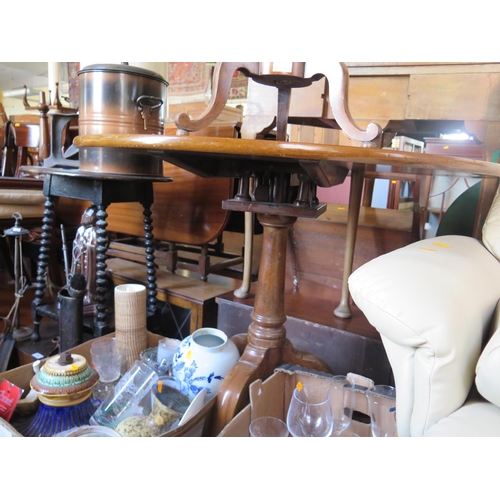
[114,284,149,370]
[172,328,240,400]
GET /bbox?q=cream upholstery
[424,400,500,437]
[482,186,500,260]
[348,231,500,437]
[476,307,500,408]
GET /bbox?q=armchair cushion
[349,235,500,436]
[482,185,500,261]
[424,399,500,437]
[476,301,500,408]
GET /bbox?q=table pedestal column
[211,213,330,435]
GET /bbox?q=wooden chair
[0,103,8,169]
[8,118,41,177]
[1,112,41,178]
[104,120,244,282]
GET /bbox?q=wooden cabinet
[424,138,485,159]
[386,136,425,210]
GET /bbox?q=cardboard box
[219,363,382,437]
[0,332,215,437]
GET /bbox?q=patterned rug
[227,70,248,100]
[168,62,211,96]
[168,62,248,100]
[68,62,80,109]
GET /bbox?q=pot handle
[136,95,163,131]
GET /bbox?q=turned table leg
[141,202,157,315]
[30,195,56,341]
[334,167,365,319]
[94,203,110,335]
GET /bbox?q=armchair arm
[349,235,500,436]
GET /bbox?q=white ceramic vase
[172,328,240,400]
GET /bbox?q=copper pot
[77,63,168,176]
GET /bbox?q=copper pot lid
[78,63,169,87]
[31,352,99,399]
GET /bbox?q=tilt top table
[74,134,500,433]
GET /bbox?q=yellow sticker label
[420,247,436,252]
[71,364,78,371]
[433,242,450,248]
[187,350,193,360]
[296,381,303,391]
[337,207,346,211]
[158,380,163,393]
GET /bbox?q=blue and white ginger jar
[172,328,240,400]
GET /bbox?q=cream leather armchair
[348,187,500,437]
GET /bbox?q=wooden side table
[28,170,172,340]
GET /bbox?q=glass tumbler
[366,385,397,437]
[90,338,123,381]
[249,416,289,437]
[329,375,355,436]
[90,337,124,404]
[90,359,159,428]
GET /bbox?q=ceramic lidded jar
[172,328,240,400]
[30,351,99,406]
[23,352,100,437]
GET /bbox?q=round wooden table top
[74,134,500,187]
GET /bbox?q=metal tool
[0,213,31,372]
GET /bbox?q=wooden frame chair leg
[334,167,365,319]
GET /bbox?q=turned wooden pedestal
[211,212,332,434]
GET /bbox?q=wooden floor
[216,276,393,385]
[219,278,381,341]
